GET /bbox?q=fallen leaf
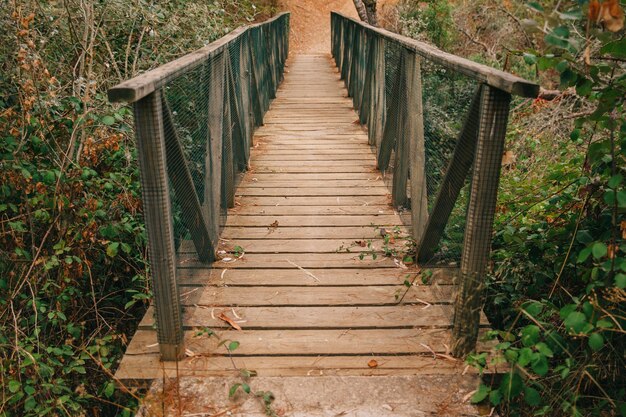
[354,240,366,247]
[502,150,516,166]
[270,220,279,228]
[218,312,242,331]
[599,0,624,32]
[368,359,378,368]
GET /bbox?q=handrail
[109,12,290,103]
[332,12,539,98]
[110,12,290,360]
[331,12,538,357]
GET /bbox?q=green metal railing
[331,12,539,357]
[109,13,289,360]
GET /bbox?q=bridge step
[118,55,499,417]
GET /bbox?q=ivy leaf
[577,247,591,263]
[470,384,490,403]
[588,333,604,351]
[228,341,240,352]
[608,174,623,189]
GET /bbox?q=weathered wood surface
[116,55,496,387]
[332,12,539,98]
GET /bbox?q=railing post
[133,90,184,360]
[452,85,511,357]
[407,53,428,242]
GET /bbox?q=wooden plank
[126,328,494,356]
[220,226,407,239]
[240,173,381,180]
[140,305,483,329]
[230,205,398,215]
[175,267,456,286]
[252,154,373,161]
[180,253,408,269]
[211,238,409,253]
[235,187,388,197]
[116,354,477,381]
[234,196,390,206]
[223,214,407,227]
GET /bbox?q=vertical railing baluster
[452,86,511,357]
[407,53,428,242]
[133,90,184,360]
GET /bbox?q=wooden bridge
[109,11,538,416]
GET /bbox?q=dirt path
[277,0,359,53]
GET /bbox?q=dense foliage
[398,0,625,416]
[0,1,275,416]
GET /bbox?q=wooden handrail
[108,12,290,103]
[331,12,529,358]
[331,12,539,98]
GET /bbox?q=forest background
[0,0,624,416]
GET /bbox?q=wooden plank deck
[116,55,496,395]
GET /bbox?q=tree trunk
[352,0,370,24]
[363,0,378,26]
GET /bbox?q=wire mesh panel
[108,12,289,359]
[331,11,537,357]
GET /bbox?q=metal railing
[109,13,289,360]
[331,12,539,357]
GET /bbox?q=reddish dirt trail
[277,0,359,54]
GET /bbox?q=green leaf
[577,247,591,263]
[106,242,120,258]
[518,347,533,367]
[588,333,604,351]
[8,380,21,393]
[228,341,240,351]
[608,174,623,189]
[229,383,241,398]
[564,311,587,333]
[596,319,613,329]
[104,381,115,398]
[527,2,544,12]
[101,116,116,125]
[615,273,626,289]
[499,372,523,400]
[591,242,607,260]
[535,342,553,358]
[523,53,537,65]
[524,386,542,406]
[242,383,251,394]
[470,384,490,403]
[600,39,626,58]
[617,191,626,208]
[489,389,502,406]
[521,325,540,347]
[522,301,543,318]
[531,353,549,376]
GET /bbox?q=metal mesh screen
[331,13,475,265]
[161,14,289,262]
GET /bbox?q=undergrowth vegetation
[397,0,625,416]
[0,1,276,416]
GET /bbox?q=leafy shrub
[0,1,276,415]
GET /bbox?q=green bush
[0,1,276,415]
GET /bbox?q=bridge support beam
[133,90,184,360]
[452,85,511,358]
